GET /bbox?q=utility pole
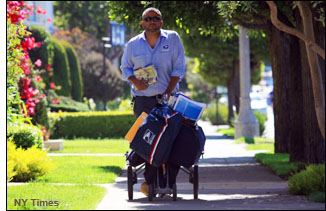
[234,26,259,139]
[102,37,111,111]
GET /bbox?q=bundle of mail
[134,65,157,85]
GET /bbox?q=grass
[7,183,107,210]
[8,138,128,210]
[255,153,306,179]
[217,127,234,137]
[47,138,130,154]
[36,156,126,184]
[235,137,274,152]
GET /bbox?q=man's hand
[128,76,148,90]
[162,76,180,101]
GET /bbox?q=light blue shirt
[120,29,186,97]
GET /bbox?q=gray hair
[142,7,162,18]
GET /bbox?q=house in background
[23,1,54,35]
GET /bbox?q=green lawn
[217,128,234,137]
[47,138,130,154]
[7,183,106,210]
[235,137,274,152]
[255,153,306,179]
[8,138,128,210]
[36,156,126,184]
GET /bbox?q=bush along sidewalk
[255,153,325,203]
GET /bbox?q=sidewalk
[96,120,325,210]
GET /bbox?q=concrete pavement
[96,120,325,210]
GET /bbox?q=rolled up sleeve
[120,42,134,81]
[171,33,186,81]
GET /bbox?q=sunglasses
[143,16,161,22]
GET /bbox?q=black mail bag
[168,120,206,168]
[130,103,183,167]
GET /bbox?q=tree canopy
[54,1,110,39]
[107,1,269,88]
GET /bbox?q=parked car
[250,91,268,115]
[219,92,268,114]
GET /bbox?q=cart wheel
[193,165,198,199]
[148,184,154,201]
[172,183,177,201]
[127,166,133,200]
[189,167,194,184]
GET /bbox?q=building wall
[24,1,54,34]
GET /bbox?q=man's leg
[167,162,180,188]
[133,96,159,187]
[133,96,157,118]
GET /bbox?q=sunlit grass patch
[36,156,126,184]
[7,183,106,210]
[47,138,129,154]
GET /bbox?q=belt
[132,95,164,104]
[134,94,162,99]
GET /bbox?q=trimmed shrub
[254,110,268,136]
[60,41,84,102]
[27,25,52,78]
[7,122,44,150]
[289,164,325,196]
[50,38,72,97]
[31,97,50,129]
[7,139,55,182]
[47,90,89,112]
[201,102,228,125]
[80,50,124,102]
[49,111,135,139]
[7,138,17,182]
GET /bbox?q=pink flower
[36,7,43,14]
[28,107,35,115]
[50,82,55,89]
[36,7,47,14]
[47,17,52,23]
[23,63,31,75]
[52,99,59,104]
[34,59,42,67]
[40,94,46,98]
[35,42,41,48]
[25,4,34,11]
[34,98,40,104]
[46,64,51,71]
[32,89,39,96]
[36,75,41,82]
[23,78,31,88]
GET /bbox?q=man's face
[142,11,162,33]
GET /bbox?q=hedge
[50,38,72,97]
[49,111,135,139]
[60,41,84,102]
[27,25,52,85]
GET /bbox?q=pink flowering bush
[7,1,59,123]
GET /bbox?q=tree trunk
[227,78,234,125]
[297,1,325,140]
[227,58,240,125]
[267,1,325,140]
[288,18,305,162]
[234,59,240,114]
[267,26,293,153]
[296,11,325,164]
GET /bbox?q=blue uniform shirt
[120,29,186,97]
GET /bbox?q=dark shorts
[133,96,158,118]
